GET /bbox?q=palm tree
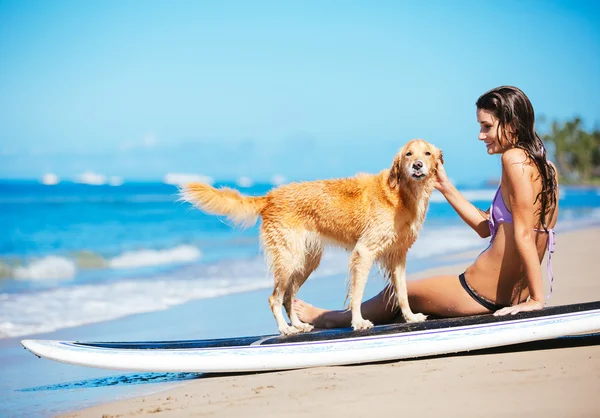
[543,118,600,184]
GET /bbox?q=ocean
[1,180,600,340]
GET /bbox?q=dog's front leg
[392,257,427,323]
[349,245,376,330]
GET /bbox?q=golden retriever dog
[181,139,443,335]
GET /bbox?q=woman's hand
[434,160,452,192]
[493,299,544,316]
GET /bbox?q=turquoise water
[0,180,599,417]
[1,181,599,339]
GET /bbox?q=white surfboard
[22,301,600,373]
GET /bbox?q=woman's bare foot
[293,299,352,329]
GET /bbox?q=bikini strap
[546,229,556,299]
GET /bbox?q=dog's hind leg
[262,224,301,335]
[348,243,377,330]
[283,241,323,332]
[269,263,301,335]
[391,255,427,323]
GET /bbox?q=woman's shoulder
[501,148,529,166]
[500,148,535,178]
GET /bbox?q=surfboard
[21,301,600,373]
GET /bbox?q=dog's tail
[180,182,268,228]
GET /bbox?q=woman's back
[466,153,559,305]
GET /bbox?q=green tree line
[542,118,600,185]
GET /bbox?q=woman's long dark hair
[476,86,558,230]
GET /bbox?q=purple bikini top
[489,186,556,298]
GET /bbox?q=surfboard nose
[21,340,44,357]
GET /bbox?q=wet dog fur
[181,139,443,335]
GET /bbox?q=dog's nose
[412,160,423,170]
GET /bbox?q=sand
[59,228,600,418]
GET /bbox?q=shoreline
[55,227,600,418]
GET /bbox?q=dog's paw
[404,312,428,323]
[293,322,314,333]
[351,319,374,331]
[279,325,301,335]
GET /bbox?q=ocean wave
[74,171,107,186]
[271,174,287,186]
[430,186,576,204]
[0,194,178,204]
[0,277,273,338]
[430,189,496,203]
[108,245,202,269]
[2,245,203,280]
[12,256,76,281]
[41,173,59,186]
[0,224,490,338]
[410,225,483,258]
[5,217,597,338]
[164,173,214,186]
[236,176,254,188]
[557,208,600,229]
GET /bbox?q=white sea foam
[12,256,76,281]
[75,171,107,185]
[431,187,573,204]
[409,225,484,258]
[7,246,203,280]
[0,225,490,338]
[164,173,214,186]
[236,176,254,188]
[7,216,598,339]
[430,189,496,203]
[41,173,59,186]
[458,189,497,202]
[271,174,287,186]
[0,277,272,338]
[0,194,177,204]
[108,245,202,269]
[556,208,600,230]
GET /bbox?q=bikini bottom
[458,273,507,312]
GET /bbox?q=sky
[0,0,599,185]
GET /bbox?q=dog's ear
[438,149,444,165]
[388,155,403,190]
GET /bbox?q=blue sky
[0,0,598,184]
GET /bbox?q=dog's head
[388,139,443,189]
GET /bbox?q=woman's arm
[494,149,544,315]
[434,161,491,238]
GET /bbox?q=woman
[294,86,559,327]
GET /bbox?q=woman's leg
[294,285,396,328]
[294,274,491,328]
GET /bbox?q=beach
[3,183,597,417]
[3,3,600,417]
[57,227,600,418]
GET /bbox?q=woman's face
[477,108,512,155]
